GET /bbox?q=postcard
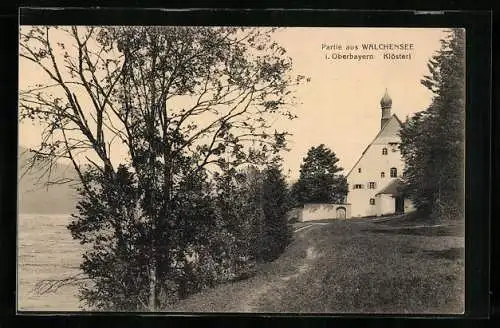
[18,23,465,314]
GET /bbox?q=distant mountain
[18,146,80,214]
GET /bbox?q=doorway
[395,196,404,214]
[336,207,346,219]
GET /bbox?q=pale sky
[270,27,447,181]
[19,27,447,182]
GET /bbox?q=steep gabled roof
[346,114,403,178]
[375,178,404,196]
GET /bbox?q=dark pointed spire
[380,88,392,109]
[380,89,392,130]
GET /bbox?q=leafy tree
[400,29,465,220]
[19,26,305,310]
[259,163,293,261]
[292,144,348,204]
[213,167,263,279]
[68,164,149,310]
[213,162,292,271]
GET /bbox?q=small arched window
[381,172,385,178]
[390,167,397,177]
[382,148,388,155]
[369,198,375,205]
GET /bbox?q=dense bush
[68,165,151,311]
[259,164,293,261]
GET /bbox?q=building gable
[375,178,404,196]
[372,114,403,145]
[346,114,402,178]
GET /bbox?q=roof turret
[380,88,392,109]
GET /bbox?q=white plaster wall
[301,203,351,221]
[346,116,405,218]
[376,194,395,216]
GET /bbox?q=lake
[18,214,84,311]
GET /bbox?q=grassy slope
[167,216,464,314]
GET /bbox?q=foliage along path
[167,217,464,313]
[168,222,325,312]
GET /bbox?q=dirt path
[169,218,464,313]
[168,225,327,313]
[237,283,273,312]
[236,244,322,312]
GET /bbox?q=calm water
[18,214,84,311]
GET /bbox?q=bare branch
[32,272,89,295]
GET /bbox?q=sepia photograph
[17,24,465,313]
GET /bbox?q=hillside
[18,146,80,214]
[167,217,464,314]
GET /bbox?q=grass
[372,211,450,227]
[366,225,462,237]
[167,216,464,314]
[19,213,464,313]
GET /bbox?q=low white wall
[376,194,395,216]
[300,203,351,221]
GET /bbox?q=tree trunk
[148,255,157,311]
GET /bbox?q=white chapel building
[289,89,415,222]
[346,89,415,218]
